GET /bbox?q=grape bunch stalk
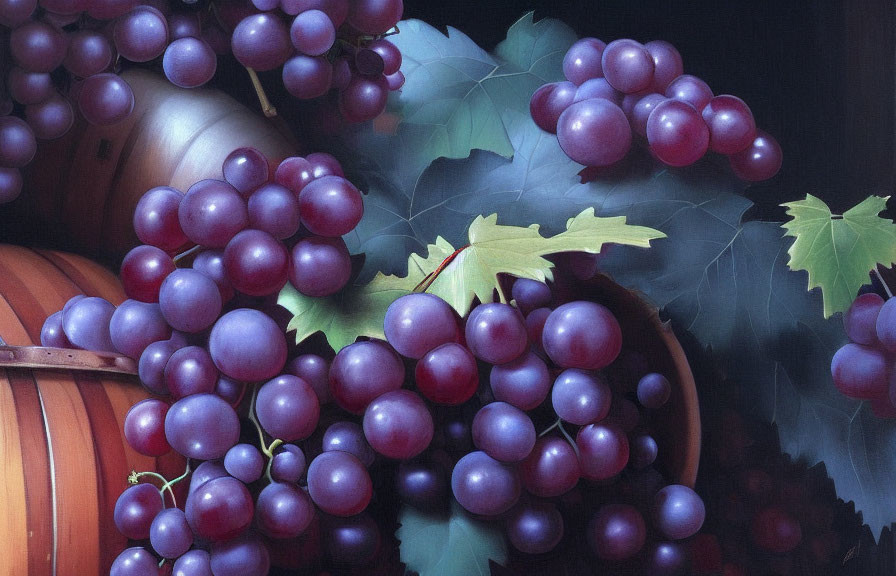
[530,36,782,181]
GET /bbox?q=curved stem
[556,421,580,460]
[247,384,267,451]
[874,267,894,299]
[538,417,562,438]
[246,67,278,118]
[414,244,470,293]
[173,244,203,265]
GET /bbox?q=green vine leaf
[781,194,896,317]
[279,209,663,350]
[398,500,508,576]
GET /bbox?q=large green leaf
[781,194,896,317]
[398,501,508,576]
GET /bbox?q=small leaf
[426,208,665,317]
[398,500,508,576]
[781,194,896,317]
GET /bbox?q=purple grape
[283,54,333,99]
[384,293,459,359]
[286,354,331,404]
[331,56,352,90]
[0,168,23,204]
[646,99,710,167]
[0,0,37,27]
[172,549,212,576]
[165,345,218,399]
[222,147,268,197]
[281,0,348,24]
[178,179,248,247]
[328,340,404,414]
[346,0,402,35]
[40,310,70,348]
[307,450,372,516]
[224,229,289,297]
[323,421,375,466]
[298,175,363,237]
[552,369,612,425]
[396,460,448,511]
[165,393,240,460]
[665,74,713,110]
[519,435,580,497]
[247,183,300,240]
[363,389,434,459]
[134,186,187,252]
[62,296,116,352]
[10,20,66,72]
[653,484,706,540]
[506,500,564,554]
[589,504,646,560]
[562,37,606,85]
[846,293,885,346]
[168,13,201,40]
[224,443,264,483]
[78,73,135,125]
[186,475,254,542]
[120,245,175,303]
[275,156,314,192]
[114,483,163,540]
[601,39,655,94]
[0,115,37,167]
[511,278,552,315]
[369,38,401,75]
[256,482,315,539]
[572,77,622,105]
[64,31,113,78]
[630,434,658,469]
[163,37,217,88]
[355,47,385,76]
[208,533,270,576]
[289,235,352,297]
[465,302,528,365]
[577,422,629,480]
[386,70,405,91]
[831,342,889,399]
[542,301,622,370]
[256,375,320,441]
[529,81,577,134]
[644,541,688,576]
[187,460,228,496]
[451,450,520,516]
[415,342,479,405]
[637,372,672,409]
[728,130,782,181]
[137,338,179,395]
[645,40,683,92]
[270,443,307,482]
[8,67,53,105]
[110,547,160,576]
[339,74,388,123]
[701,94,756,154]
[290,9,335,56]
[629,92,666,138]
[158,268,222,333]
[109,299,170,359]
[557,98,631,166]
[192,249,234,304]
[323,513,381,565]
[150,507,192,559]
[124,398,170,457]
[114,5,169,63]
[231,14,292,71]
[209,308,287,382]
[490,350,551,410]
[472,401,535,462]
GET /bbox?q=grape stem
[874,267,894,299]
[172,244,203,265]
[413,244,470,294]
[246,67,278,118]
[128,458,191,509]
[538,418,580,458]
[247,384,284,482]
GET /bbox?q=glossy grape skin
[323,421,375,467]
[415,342,479,405]
[134,186,187,252]
[121,244,175,303]
[289,235,352,297]
[644,541,688,576]
[298,175,363,237]
[323,512,381,565]
[114,483,163,540]
[384,293,459,359]
[339,74,388,123]
[150,507,192,559]
[256,482,316,539]
[577,422,629,480]
[552,369,612,425]
[109,299,170,359]
[506,500,564,554]
[471,401,535,462]
[0,116,37,168]
[275,156,315,193]
[637,372,672,410]
[137,338,178,395]
[630,434,658,469]
[646,99,710,167]
[192,249,234,304]
[286,354,331,404]
[0,0,36,27]
[702,95,756,154]
[396,460,448,511]
[270,444,307,482]
[307,152,344,177]
[185,475,254,541]
[556,98,631,167]
[751,506,802,553]
[369,38,401,75]
[223,229,289,297]
[653,484,705,540]
[665,74,713,110]
[831,342,889,399]
[629,92,667,138]
[40,311,70,348]
[845,292,884,346]
[62,296,116,352]
[209,308,287,382]
[168,12,202,40]
[588,503,646,561]
[328,340,404,414]
[124,398,170,457]
[165,393,240,460]
[172,549,212,576]
[347,0,402,35]
[0,168,23,204]
[307,451,373,516]
[256,375,320,441]
[728,130,783,181]
[465,303,528,365]
[159,268,222,333]
[209,534,270,576]
[247,183,301,239]
[573,77,622,105]
[221,147,268,197]
[10,20,66,72]
[511,278,552,315]
[601,39,655,94]
[114,5,169,63]
[489,350,551,410]
[231,14,292,71]
[363,390,434,459]
[290,9,335,56]
[645,40,683,92]
[25,94,74,140]
[224,443,264,483]
[529,81,577,134]
[542,301,622,370]
[163,37,217,88]
[519,435,580,497]
[283,54,333,99]
[110,547,160,576]
[563,37,606,84]
[179,179,248,248]
[452,450,521,516]
[284,0,349,26]
[78,73,135,125]
[8,68,53,105]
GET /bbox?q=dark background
[403,0,896,219]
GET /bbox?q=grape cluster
[831,291,896,418]
[530,37,782,182]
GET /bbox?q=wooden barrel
[0,245,185,576]
[20,68,298,259]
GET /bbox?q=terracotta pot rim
[0,345,137,375]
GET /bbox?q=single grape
[208,533,270,576]
[222,147,268,197]
[0,168,23,204]
[163,37,217,88]
[630,434,658,469]
[165,393,240,460]
[347,0,402,35]
[158,268,222,333]
[8,67,53,105]
[231,14,292,71]
[10,20,66,72]
[0,115,37,167]
[637,372,672,409]
[281,0,349,25]
[363,389,434,459]
[275,156,315,193]
[124,398,170,457]
[172,549,212,576]
[702,94,756,154]
[0,0,37,27]
[120,244,175,303]
[24,92,71,140]
[283,54,333,99]
[653,484,705,539]
[385,70,405,90]
[355,47,385,76]
[224,443,264,483]
[562,37,606,85]
[384,293,459,359]
[164,346,218,399]
[728,130,782,181]
[542,301,622,370]
[529,81,578,134]
[369,38,401,75]
[551,369,612,425]
[114,5,169,63]
[298,175,364,237]
[490,350,551,410]
[256,482,316,539]
[629,92,666,138]
[644,541,688,576]
[396,459,448,511]
[577,422,629,480]
[506,500,564,554]
[323,421,375,467]
[511,278,552,315]
[452,450,521,516]
[471,401,535,462]
[665,74,713,110]
[831,342,889,398]
[62,296,116,352]
[150,507,192,559]
[465,302,528,365]
[646,99,710,167]
[645,40,683,92]
[64,31,113,78]
[247,183,301,240]
[168,12,202,40]
[601,39,655,94]
[322,513,381,565]
[845,292,885,346]
[133,186,187,251]
[573,77,622,105]
[339,74,388,122]
[290,9,335,56]
[289,235,353,297]
[110,547,160,576]
[557,98,631,167]
[114,483,163,540]
[286,354,331,404]
[224,229,289,297]
[519,435,580,497]
[178,179,248,248]
[109,299,170,359]
[256,375,320,441]
[270,443,307,482]
[606,396,641,432]
[415,342,479,405]
[588,503,646,561]
[328,340,404,414]
[185,475,254,541]
[40,310,70,348]
[137,338,178,395]
[307,450,372,516]
[209,308,287,382]
[78,73,135,125]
